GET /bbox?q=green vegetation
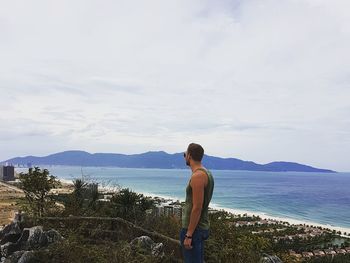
[16,170,350,262]
[18,167,61,217]
[29,234,168,263]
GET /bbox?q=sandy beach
[211,204,350,237]
[136,190,350,237]
[48,176,340,236]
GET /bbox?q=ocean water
[16,166,350,229]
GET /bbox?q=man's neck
[190,162,203,173]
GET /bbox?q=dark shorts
[179,227,210,263]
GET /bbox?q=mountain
[1,150,336,173]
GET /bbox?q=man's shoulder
[190,169,208,185]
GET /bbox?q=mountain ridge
[1,150,336,173]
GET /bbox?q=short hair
[187,143,204,162]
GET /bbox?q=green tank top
[181,167,214,230]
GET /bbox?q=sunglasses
[183,152,186,158]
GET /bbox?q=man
[180,143,215,263]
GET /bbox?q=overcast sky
[0,0,349,171]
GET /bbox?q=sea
[15,166,350,230]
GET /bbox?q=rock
[0,234,21,246]
[0,225,62,262]
[0,223,21,237]
[130,236,154,251]
[16,229,30,250]
[0,223,21,245]
[26,226,46,250]
[151,242,164,258]
[130,236,164,258]
[259,254,283,263]
[17,251,35,263]
[16,227,62,251]
[3,250,25,263]
[0,242,20,258]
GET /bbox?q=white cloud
[0,0,349,171]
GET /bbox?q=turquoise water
[16,166,350,229]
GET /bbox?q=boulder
[16,229,29,250]
[26,226,46,250]
[16,227,63,251]
[130,236,154,251]
[0,242,20,258]
[0,224,62,262]
[3,251,25,263]
[4,251,35,263]
[17,251,35,263]
[151,242,164,257]
[130,236,164,258]
[259,254,283,263]
[0,223,21,245]
[0,223,21,238]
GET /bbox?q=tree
[63,179,101,216]
[110,188,154,224]
[19,167,60,217]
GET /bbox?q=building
[164,205,174,217]
[0,165,15,181]
[173,205,182,219]
[153,204,182,219]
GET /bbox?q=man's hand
[184,236,193,249]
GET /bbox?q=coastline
[132,189,350,237]
[56,178,350,237]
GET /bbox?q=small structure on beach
[0,165,15,181]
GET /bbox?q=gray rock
[18,251,35,263]
[0,223,21,245]
[16,227,63,252]
[16,229,29,250]
[3,250,25,263]
[0,242,20,258]
[259,254,283,263]
[0,225,62,262]
[0,233,21,246]
[151,242,164,258]
[0,223,21,237]
[130,236,164,258]
[27,226,45,250]
[130,236,154,251]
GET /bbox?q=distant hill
[1,150,336,173]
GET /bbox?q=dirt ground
[0,180,74,228]
[0,181,24,226]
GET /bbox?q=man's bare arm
[186,171,205,236]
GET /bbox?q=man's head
[184,143,204,166]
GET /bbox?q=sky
[0,0,349,171]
